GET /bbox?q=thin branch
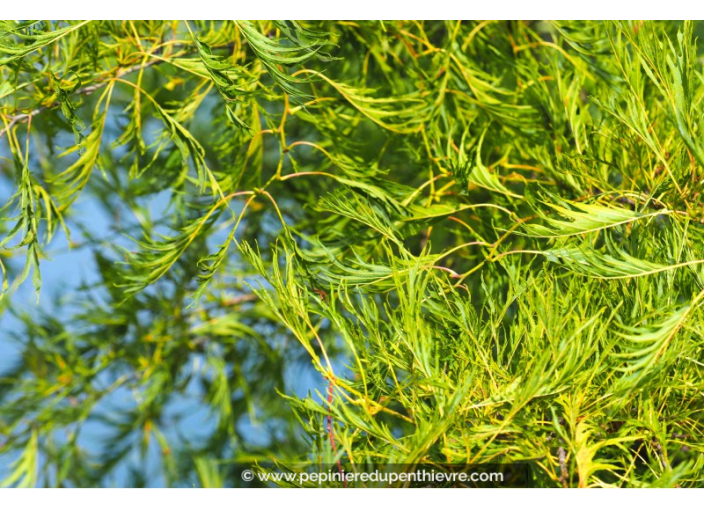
[558,446,568,488]
[0,39,239,140]
[0,59,161,140]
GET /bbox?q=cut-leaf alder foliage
[0,20,704,488]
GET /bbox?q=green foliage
[1,20,704,488]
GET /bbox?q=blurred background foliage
[1,20,704,487]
